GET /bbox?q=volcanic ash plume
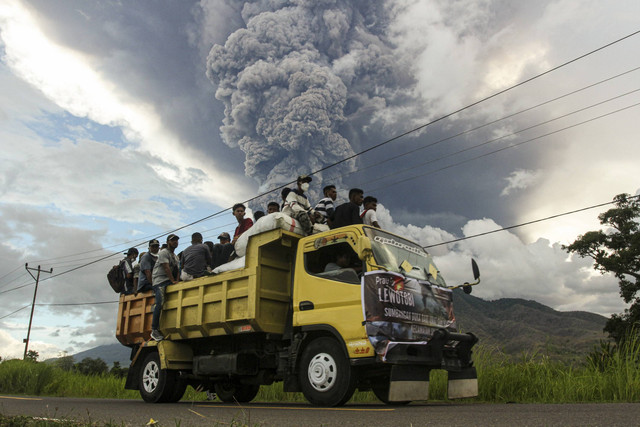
[206,0,415,197]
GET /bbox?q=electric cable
[4,29,640,291]
[424,196,640,249]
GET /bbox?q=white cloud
[501,169,541,196]
[381,206,625,317]
[0,0,253,210]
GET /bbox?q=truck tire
[214,381,260,403]
[299,337,356,407]
[139,352,178,403]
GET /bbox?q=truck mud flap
[447,366,478,399]
[388,365,429,402]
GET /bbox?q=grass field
[1,341,639,405]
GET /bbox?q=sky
[1,0,639,360]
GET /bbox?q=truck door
[293,231,366,345]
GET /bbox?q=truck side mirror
[356,236,372,261]
[471,259,480,280]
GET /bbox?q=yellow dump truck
[116,225,480,406]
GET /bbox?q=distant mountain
[452,290,608,363]
[53,293,607,367]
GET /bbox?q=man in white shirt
[361,196,380,228]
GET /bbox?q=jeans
[151,281,170,330]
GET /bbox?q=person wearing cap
[180,232,212,281]
[137,239,160,293]
[282,175,316,235]
[212,232,233,269]
[150,234,180,341]
[122,247,139,295]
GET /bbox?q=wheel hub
[142,360,159,393]
[307,352,337,392]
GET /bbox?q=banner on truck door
[361,271,456,355]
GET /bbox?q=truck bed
[116,228,300,346]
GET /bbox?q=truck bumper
[383,329,479,402]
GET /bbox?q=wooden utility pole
[23,263,52,361]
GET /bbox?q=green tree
[110,361,128,378]
[563,193,640,343]
[25,350,39,362]
[74,357,108,376]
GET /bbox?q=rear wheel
[299,337,356,407]
[139,352,179,403]
[214,380,260,403]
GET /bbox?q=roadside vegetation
[2,339,640,405]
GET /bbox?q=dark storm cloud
[21,0,250,177]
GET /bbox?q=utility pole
[23,263,52,361]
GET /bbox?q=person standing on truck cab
[361,196,381,228]
[232,203,253,245]
[180,232,212,281]
[137,239,159,293]
[315,185,337,226]
[283,175,316,235]
[123,247,139,295]
[151,234,180,341]
[330,188,364,229]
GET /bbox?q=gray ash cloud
[206,0,417,203]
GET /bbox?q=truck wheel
[372,381,410,406]
[139,352,177,403]
[299,337,356,407]
[165,380,187,403]
[214,381,260,403]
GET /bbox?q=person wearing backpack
[150,234,180,341]
[123,248,139,295]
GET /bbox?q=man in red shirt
[232,203,253,245]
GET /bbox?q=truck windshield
[364,228,447,286]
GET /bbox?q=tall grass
[3,339,640,404]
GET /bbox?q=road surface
[1,395,639,426]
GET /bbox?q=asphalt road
[1,395,640,426]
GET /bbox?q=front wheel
[139,352,179,403]
[299,337,356,407]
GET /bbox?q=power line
[0,305,30,320]
[366,100,640,193]
[362,87,640,189]
[3,29,639,290]
[424,196,640,249]
[346,65,640,183]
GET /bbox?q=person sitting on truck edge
[330,188,364,229]
[137,239,160,293]
[361,196,381,228]
[283,175,316,235]
[133,252,142,293]
[180,232,212,281]
[232,203,253,245]
[150,234,180,341]
[314,184,337,226]
[267,201,280,214]
[122,247,139,295]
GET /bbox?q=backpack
[107,259,128,293]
